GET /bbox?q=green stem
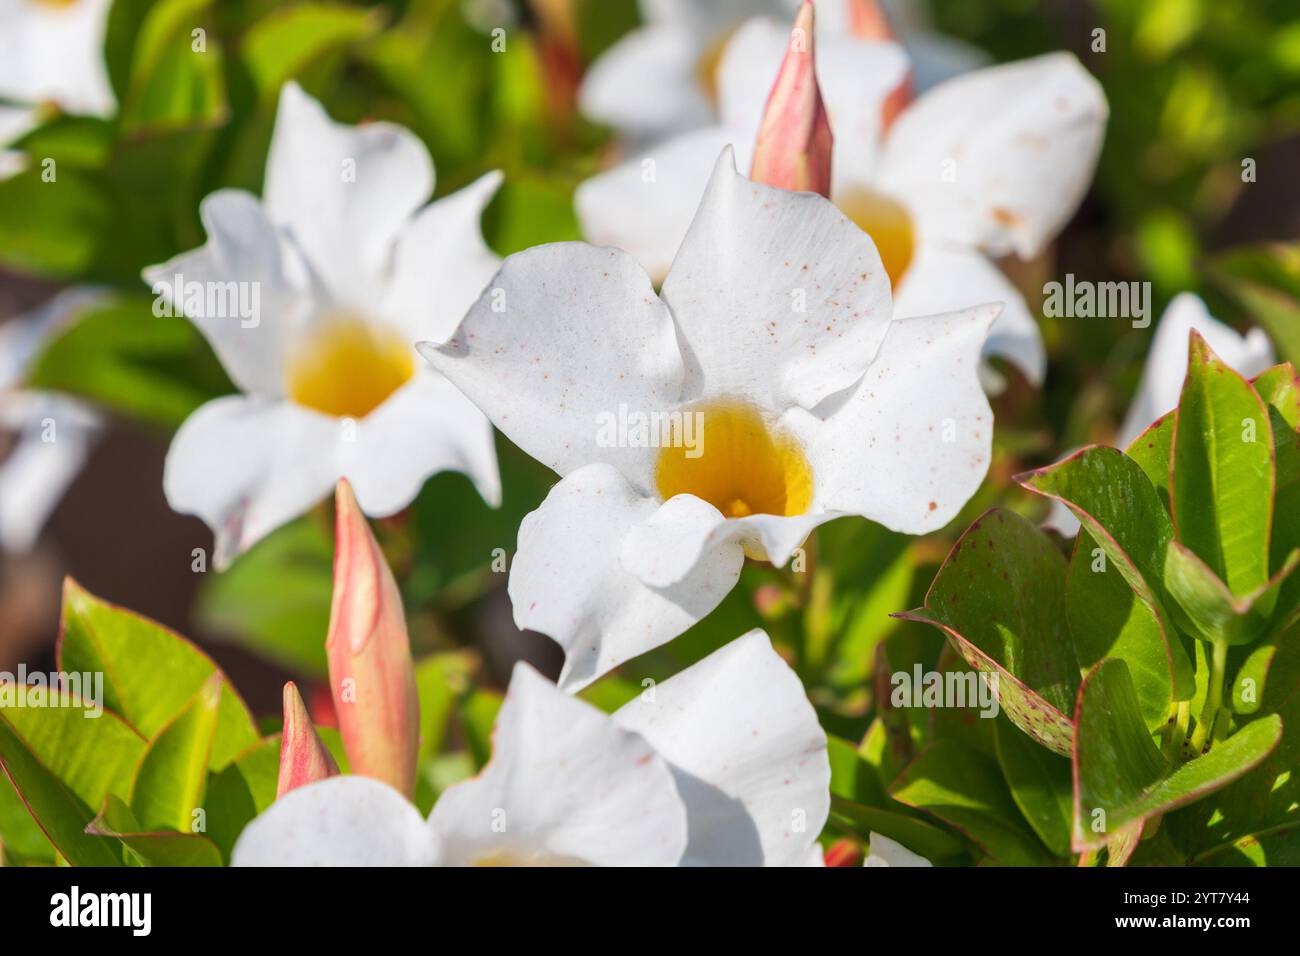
[1189,639,1229,754]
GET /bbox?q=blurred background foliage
[1,0,1299,848]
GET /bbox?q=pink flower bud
[276,681,339,798]
[750,1,833,198]
[326,479,419,798]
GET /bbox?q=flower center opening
[655,400,813,519]
[836,187,915,291]
[285,315,414,419]
[32,0,80,8]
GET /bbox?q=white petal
[0,0,115,117]
[718,17,910,195]
[163,396,339,568]
[661,148,893,410]
[508,464,742,691]
[1118,293,1274,448]
[578,24,713,138]
[575,126,744,285]
[613,629,830,866]
[864,831,933,867]
[232,776,436,866]
[428,663,688,866]
[894,241,1044,386]
[877,52,1107,259]
[142,190,309,398]
[344,371,501,513]
[381,170,503,344]
[809,304,997,532]
[0,394,98,553]
[263,82,433,304]
[620,492,835,588]
[419,243,685,490]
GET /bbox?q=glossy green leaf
[241,3,386,105]
[994,717,1072,858]
[1067,529,1181,727]
[1125,412,1175,512]
[1073,659,1281,851]
[1171,332,1274,597]
[1019,446,1192,698]
[888,741,1055,865]
[204,737,281,861]
[58,580,259,771]
[120,0,226,134]
[827,795,967,865]
[1164,540,1299,645]
[129,676,222,833]
[897,509,1078,755]
[88,794,222,867]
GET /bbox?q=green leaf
[120,0,227,135]
[1163,541,1299,645]
[1171,332,1274,598]
[1209,243,1300,367]
[888,741,1055,865]
[827,735,888,809]
[1253,364,1300,624]
[0,716,124,866]
[204,737,281,861]
[1072,659,1281,851]
[1067,530,1179,727]
[994,717,1072,858]
[827,796,967,865]
[195,518,333,676]
[58,580,259,770]
[241,3,386,105]
[88,794,222,866]
[896,509,1078,756]
[1125,412,1175,512]
[26,296,233,429]
[459,688,502,771]
[1019,446,1193,699]
[129,676,222,832]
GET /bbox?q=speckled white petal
[382,170,503,345]
[509,464,743,691]
[809,304,998,533]
[232,776,436,866]
[661,148,893,410]
[877,52,1107,259]
[864,831,933,866]
[419,243,685,491]
[0,0,115,117]
[613,629,830,866]
[575,125,744,285]
[894,240,1044,386]
[620,492,836,588]
[717,17,910,195]
[142,190,310,398]
[263,83,433,305]
[1118,293,1274,450]
[163,395,340,568]
[578,24,713,138]
[428,663,689,866]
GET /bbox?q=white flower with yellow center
[421,148,998,689]
[578,16,1107,389]
[144,83,501,567]
[233,629,830,867]
[0,0,115,176]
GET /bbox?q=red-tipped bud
[750,1,833,198]
[326,479,419,798]
[277,681,339,798]
[824,837,864,867]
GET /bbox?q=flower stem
[1189,638,1228,754]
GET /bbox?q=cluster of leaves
[828,337,1299,866]
[0,581,503,866]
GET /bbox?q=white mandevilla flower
[143,83,502,567]
[234,629,831,867]
[421,147,999,690]
[0,288,104,553]
[0,0,115,175]
[578,14,1108,389]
